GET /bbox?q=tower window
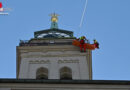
[36,67,48,79]
[60,67,72,80]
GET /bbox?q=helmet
[82,36,86,39]
[93,39,97,43]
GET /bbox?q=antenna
[79,0,88,28]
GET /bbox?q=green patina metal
[34,28,73,38]
[34,13,74,38]
[50,13,59,29]
[51,22,58,29]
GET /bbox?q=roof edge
[0,79,130,85]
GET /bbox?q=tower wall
[17,39,92,80]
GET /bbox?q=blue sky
[0,0,130,80]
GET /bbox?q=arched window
[36,67,48,79]
[60,67,72,80]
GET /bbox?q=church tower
[16,14,92,80]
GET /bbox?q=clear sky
[0,0,130,80]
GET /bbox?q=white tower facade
[16,14,92,80]
[17,39,92,80]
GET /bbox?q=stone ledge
[0,79,130,85]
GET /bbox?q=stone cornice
[17,45,79,51]
[21,54,88,58]
[0,79,130,85]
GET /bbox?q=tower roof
[34,28,73,38]
[34,13,74,39]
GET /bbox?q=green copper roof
[34,28,73,38]
[34,13,74,39]
[51,22,58,29]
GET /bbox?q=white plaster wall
[78,56,89,79]
[19,51,89,80]
[19,58,29,79]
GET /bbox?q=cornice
[21,53,88,58]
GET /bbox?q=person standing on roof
[93,39,99,49]
[79,36,87,52]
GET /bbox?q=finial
[49,13,59,29]
[49,13,59,22]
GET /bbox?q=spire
[49,13,59,29]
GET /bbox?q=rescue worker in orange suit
[94,39,99,49]
[79,36,87,52]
